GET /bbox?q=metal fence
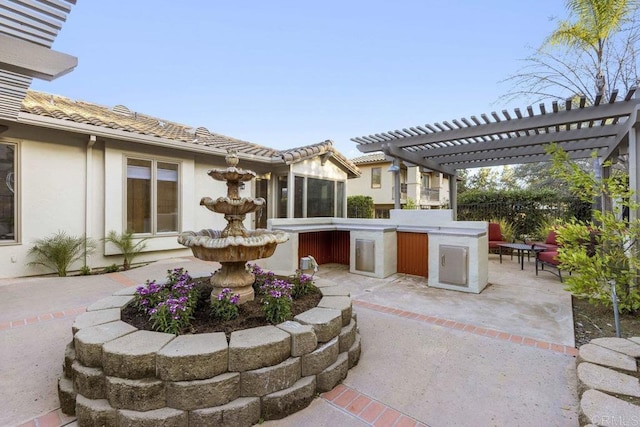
[457,199,591,237]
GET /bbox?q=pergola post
[393,167,401,209]
[630,123,640,222]
[601,164,611,215]
[449,172,457,220]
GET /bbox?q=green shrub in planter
[28,231,95,277]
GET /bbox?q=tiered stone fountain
[178,151,289,303]
[58,151,362,426]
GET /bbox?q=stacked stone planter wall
[58,277,361,427]
[576,337,640,426]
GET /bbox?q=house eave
[16,112,276,162]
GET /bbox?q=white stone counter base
[577,337,640,426]
[58,282,361,426]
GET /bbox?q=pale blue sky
[32,1,568,159]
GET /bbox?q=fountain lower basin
[178,229,288,262]
[179,228,289,303]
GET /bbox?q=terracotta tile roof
[280,140,360,177]
[19,91,359,176]
[350,152,388,164]
[20,91,280,156]
[280,140,333,163]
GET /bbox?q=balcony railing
[420,187,440,202]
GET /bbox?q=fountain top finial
[225,150,239,167]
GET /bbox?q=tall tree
[547,0,639,98]
[498,165,520,190]
[511,161,590,194]
[456,169,471,193]
[503,0,640,104]
[467,168,500,191]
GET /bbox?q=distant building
[348,153,450,218]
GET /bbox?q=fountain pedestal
[211,261,254,302]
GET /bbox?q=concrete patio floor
[0,253,579,426]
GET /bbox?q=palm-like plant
[546,0,639,97]
[28,231,95,277]
[104,230,148,271]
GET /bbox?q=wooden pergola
[0,0,77,121]
[352,88,640,217]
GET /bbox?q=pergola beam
[446,148,604,169]
[600,106,639,162]
[432,137,614,165]
[417,123,624,158]
[382,143,457,176]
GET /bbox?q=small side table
[498,243,546,270]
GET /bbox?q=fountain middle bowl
[178,228,289,262]
[200,196,265,216]
[207,167,256,182]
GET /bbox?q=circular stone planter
[58,276,361,426]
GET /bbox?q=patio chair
[535,249,563,282]
[532,230,559,251]
[534,229,562,281]
[488,222,508,254]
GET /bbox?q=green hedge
[347,195,374,218]
[457,189,590,237]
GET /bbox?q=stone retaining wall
[576,337,640,426]
[59,277,361,426]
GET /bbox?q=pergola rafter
[352,88,640,173]
[351,88,640,216]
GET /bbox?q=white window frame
[293,174,346,218]
[125,156,181,236]
[0,140,18,245]
[371,167,382,189]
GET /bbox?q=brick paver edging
[21,383,421,427]
[0,272,139,332]
[322,383,428,427]
[0,306,86,331]
[16,408,75,427]
[352,300,578,357]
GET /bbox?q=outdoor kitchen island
[263,210,488,293]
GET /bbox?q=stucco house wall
[0,91,360,279]
[348,153,451,216]
[347,159,398,206]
